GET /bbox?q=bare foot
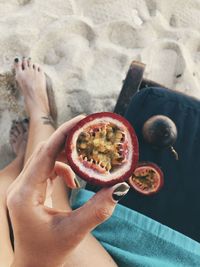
[9,119,28,157]
[14,57,50,117]
[0,120,28,204]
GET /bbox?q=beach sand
[1,0,200,168]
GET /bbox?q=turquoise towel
[73,189,200,267]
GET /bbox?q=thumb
[71,182,130,236]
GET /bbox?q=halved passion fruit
[66,112,139,186]
[128,162,164,195]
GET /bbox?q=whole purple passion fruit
[66,112,139,186]
[142,115,178,160]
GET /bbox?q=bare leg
[0,122,27,267]
[14,58,54,163]
[14,58,117,266]
[14,57,67,210]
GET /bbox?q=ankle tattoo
[41,115,56,128]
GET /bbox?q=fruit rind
[66,112,139,187]
[128,161,164,195]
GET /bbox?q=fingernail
[74,177,81,188]
[14,58,19,63]
[28,57,31,60]
[112,182,130,202]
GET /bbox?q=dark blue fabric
[121,87,200,242]
[86,87,200,242]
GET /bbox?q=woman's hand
[7,115,130,267]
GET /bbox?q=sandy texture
[1,0,200,168]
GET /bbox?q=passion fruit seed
[76,123,127,173]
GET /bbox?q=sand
[1,0,200,168]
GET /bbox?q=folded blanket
[73,189,200,267]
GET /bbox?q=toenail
[23,118,29,123]
[14,58,19,63]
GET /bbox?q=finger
[61,182,130,240]
[22,115,85,185]
[52,161,80,189]
[45,114,85,160]
[46,178,54,199]
[56,149,68,164]
[44,179,53,207]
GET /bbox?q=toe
[10,126,20,139]
[10,121,22,139]
[33,63,41,72]
[33,64,39,71]
[27,57,31,67]
[22,57,28,69]
[14,126,21,136]
[10,130,18,140]
[14,58,22,72]
[22,118,29,132]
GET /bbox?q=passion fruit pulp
[128,162,164,195]
[66,112,139,186]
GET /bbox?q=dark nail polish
[14,58,19,63]
[23,118,29,123]
[112,183,130,201]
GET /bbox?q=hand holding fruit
[7,115,130,267]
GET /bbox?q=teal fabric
[73,189,200,267]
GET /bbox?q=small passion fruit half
[66,112,139,186]
[128,162,164,195]
[142,115,178,160]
